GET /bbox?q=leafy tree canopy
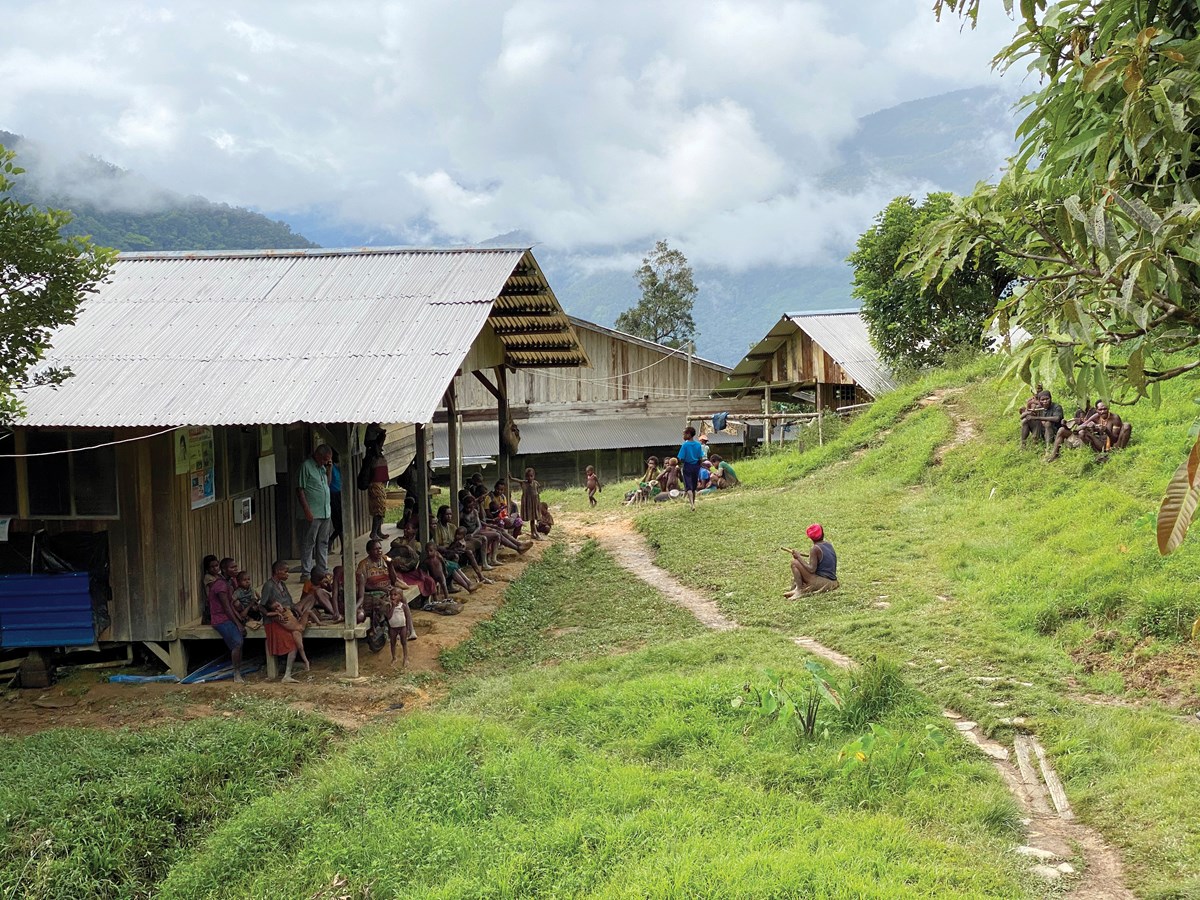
[616,239,698,349]
[849,192,1009,370]
[913,0,1200,405]
[0,145,114,423]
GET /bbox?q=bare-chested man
[1047,400,1132,460]
[1020,390,1064,449]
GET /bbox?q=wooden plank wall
[453,323,730,410]
[167,430,278,635]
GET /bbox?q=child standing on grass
[517,467,544,539]
[585,465,602,507]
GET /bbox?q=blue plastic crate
[0,572,96,648]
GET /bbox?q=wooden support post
[816,382,824,446]
[415,424,432,545]
[495,365,511,485]
[445,383,462,526]
[764,386,772,447]
[340,423,360,678]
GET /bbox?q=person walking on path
[785,523,839,597]
[298,443,333,582]
[678,426,705,510]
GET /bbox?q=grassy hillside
[624,358,1200,898]
[5,358,1200,897]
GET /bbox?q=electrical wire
[0,426,181,458]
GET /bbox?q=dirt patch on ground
[563,511,738,631]
[1071,633,1200,711]
[921,388,981,464]
[0,542,551,737]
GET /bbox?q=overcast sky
[0,1,1023,267]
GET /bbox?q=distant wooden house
[0,247,587,675]
[713,309,895,412]
[432,316,758,485]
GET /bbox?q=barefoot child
[450,526,494,584]
[423,540,473,598]
[536,501,554,536]
[515,467,544,540]
[585,465,602,507]
[263,596,312,681]
[233,570,263,630]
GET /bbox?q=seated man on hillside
[1020,390,1064,449]
[1047,401,1131,460]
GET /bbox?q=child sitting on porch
[233,570,263,630]
[424,540,475,597]
[300,569,342,623]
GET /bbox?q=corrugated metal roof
[786,310,897,398]
[715,309,894,399]
[433,416,742,460]
[566,317,731,375]
[19,247,587,427]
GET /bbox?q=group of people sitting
[624,435,739,506]
[1019,386,1133,460]
[199,467,555,677]
[201,554,345,684]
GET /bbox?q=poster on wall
[188,426,216,510]
[260,425,274,457]
[174,428,189,475]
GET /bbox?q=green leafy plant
[732,661,844,740]
[836,723,947,805]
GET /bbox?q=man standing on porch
[297,444,333,582]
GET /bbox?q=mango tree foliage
[919,1,1200,557]
[849,193,1010,370]
[911,0,1200,405]
[0,145,114,423]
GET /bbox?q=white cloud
[0,0,1020,267]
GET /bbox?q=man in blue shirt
[677,426,705,510]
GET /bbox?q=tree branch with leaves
[0,144,115,423]
[615,239,698,349]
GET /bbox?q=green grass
[633,356,1200,896]
[440,540,706,678]
[0,698,339,899]
[159,631,1036,899]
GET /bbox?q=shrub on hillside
[1131,589,1200,641]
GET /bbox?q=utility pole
[685,339,693,424]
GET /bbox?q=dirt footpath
[0,541,550,736]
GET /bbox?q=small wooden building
[432,316,758,485]
[713,309,895,411]
[1,247,587,674]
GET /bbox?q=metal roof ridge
[785,307,862,318]
[115,246,534,260]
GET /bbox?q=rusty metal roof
[715,309,894,399]
[19,247,588,428]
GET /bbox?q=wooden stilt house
[0,247,587,675]
[712,309,895,415]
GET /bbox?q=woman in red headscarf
[784,523,839,598]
